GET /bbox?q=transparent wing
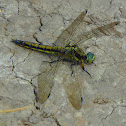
[38,61,82,110]
[60,63,82,109]
[71,21,120,46]
[54,10,87,47]
[54,9,120,47]
[37,61,58,104]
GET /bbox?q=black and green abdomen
[11,40,63,55]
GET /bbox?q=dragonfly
[11,10,119,109]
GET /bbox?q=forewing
[71,21,120,46]
[61,63,82,110]
[37,61,58,104]
[54,10,87,47]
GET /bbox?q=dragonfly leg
[70,63,78,76]
[52,43,56,46]
[43,55,63,64]
[82,64,92,77]
[43,59,60,64]
[70,64,74,76]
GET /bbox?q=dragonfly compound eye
[87,52,95,63]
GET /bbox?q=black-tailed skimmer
[12,10,120,109]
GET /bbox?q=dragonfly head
[87,52,95,64]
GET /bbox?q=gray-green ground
[0,0,126,126]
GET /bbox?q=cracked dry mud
[0,0,126,126]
